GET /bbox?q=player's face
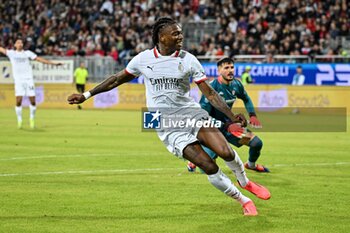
[219,62,234,82]
[14,40,24,51]
[160,24,183,51]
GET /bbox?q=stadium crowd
[0,0,349,62]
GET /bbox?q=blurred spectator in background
[291,65,305,113]
[108,46,119,63]
[292,65,305,86]
[0,0,348,60]
[100,0,113,15]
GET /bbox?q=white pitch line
[0,154,107,161]
[0,153,165,161]
[0,168,184,177]
[272,162,350,167]
[0,162,349,177]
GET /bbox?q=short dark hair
[217,57,234,67]
[152,17,177,47]
[297,65,302,69]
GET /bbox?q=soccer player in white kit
[68,18,270,216]
[0,38,62,129]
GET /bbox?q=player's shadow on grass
[20,128,46,133]
[0,213,195,221]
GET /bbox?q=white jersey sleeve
[25,50,37,60]
[6,49,15,58]
[190,56,207,84]
[125,53,141,77]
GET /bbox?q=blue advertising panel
[202,63,350,86]
[129,62,350,86]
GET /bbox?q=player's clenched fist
[67,94,86,104]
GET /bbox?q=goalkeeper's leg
[225,130,270,173]
[245,136,269,172]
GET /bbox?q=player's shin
[247,136,263,167]
[15,106,22,122]
[224,149,249,187]
[207,169,250,205]
[29,104,36,120]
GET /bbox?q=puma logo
[147,65,154,71]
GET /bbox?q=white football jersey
[6,49,37,83]
[126,47,207,109]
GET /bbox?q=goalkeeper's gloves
[249,115,262,128]
[226,123,245,138]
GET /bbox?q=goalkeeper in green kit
[187,57,269,173]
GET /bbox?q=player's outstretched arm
[0,47,6,55]
[236,81,262,128]
[197,80,247,126]
[242,97,262,128]
[67,69,135,105]
[35,56,63,66]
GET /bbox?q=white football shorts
[14,82,36,97]
[156,107,211,158]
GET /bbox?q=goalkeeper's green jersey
[199,77,256,123]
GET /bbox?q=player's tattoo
[198,81,236,122]
[207,88,237,122]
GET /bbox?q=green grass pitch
[0,108,349,233]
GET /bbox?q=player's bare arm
[67,69,135,104]
[198,80,247,125]
[35,56,63,66]
[90,70,135,96]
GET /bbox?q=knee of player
[198,159,218,175]
[217,145,235,161]
[249,136,263,149]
